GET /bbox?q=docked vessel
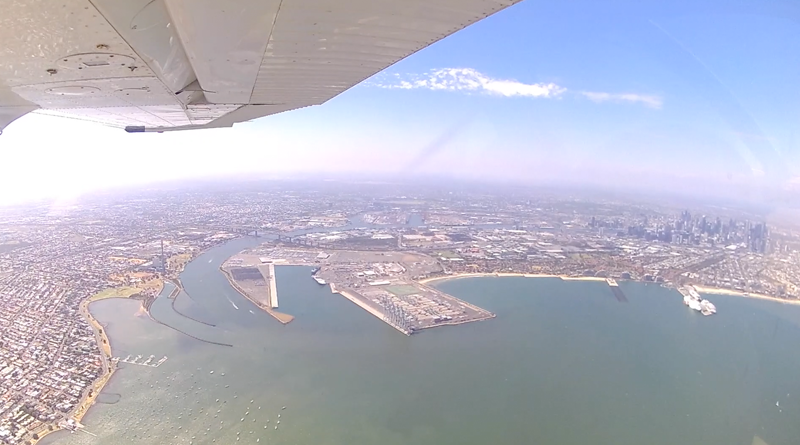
[679,285,716,316]
[700,299,717,316]
[313,276,327,285]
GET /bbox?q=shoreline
[693,285,800,306]
[32,237,245,442]
[218,265,294,324]
[419,273,800,307]
[32,299,120,444]
[418,273,606,285]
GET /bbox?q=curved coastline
[694,285,800,306]
[420,273,800,307]
[418,272,606,285]
[32,298,119,444]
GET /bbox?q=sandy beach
[693,285,800,306]
[31,299,118,444]
[419,273,800,307]
[418,273,606,285]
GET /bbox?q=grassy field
[386,285,420,296]
[87,287,141,302]
[436,250,461,259]
[88,277,164,303]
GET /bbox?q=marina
[114,354,168,368]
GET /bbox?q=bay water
[42,238,800,445]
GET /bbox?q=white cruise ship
[679,285,716,315]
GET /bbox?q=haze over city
[3,0,800,205]
[3,1,800,444]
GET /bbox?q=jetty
[114,354,168,368]
[606,278,628,302]
[330,283,412,335]
[219,265,294,324]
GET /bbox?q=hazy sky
[2,0,800,205]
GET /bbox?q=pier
[220,264,294,324]
[114,354,168,368]
[606,278,628,302]
[266,263,278,308]
[330,283,412,336]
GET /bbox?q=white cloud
[371,68,663,109]
[373,68,565,98]
[580,91,663,109]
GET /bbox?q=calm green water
[43,238,800,445]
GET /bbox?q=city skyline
[3,0,800,205]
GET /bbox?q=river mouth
[42,237,800,445]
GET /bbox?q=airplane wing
[0,0,520,134]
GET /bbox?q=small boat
[281,406,286,410]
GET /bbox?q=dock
[606,278,628,302]
[329,283,412,336]
[220,265,294,324]
[266,263,278,308]
[114,354,168,368]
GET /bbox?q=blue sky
[3,0,800,205]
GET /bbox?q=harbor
[38,238,800,445]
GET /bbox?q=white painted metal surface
[0,0,521,133]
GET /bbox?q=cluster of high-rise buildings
[590,210,770,253]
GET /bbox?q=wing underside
[0,0,520,133]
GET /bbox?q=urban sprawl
[0,182,798,443]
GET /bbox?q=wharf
[114,354,168,368]
[606,278,628,302]
[329,283,412,336]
